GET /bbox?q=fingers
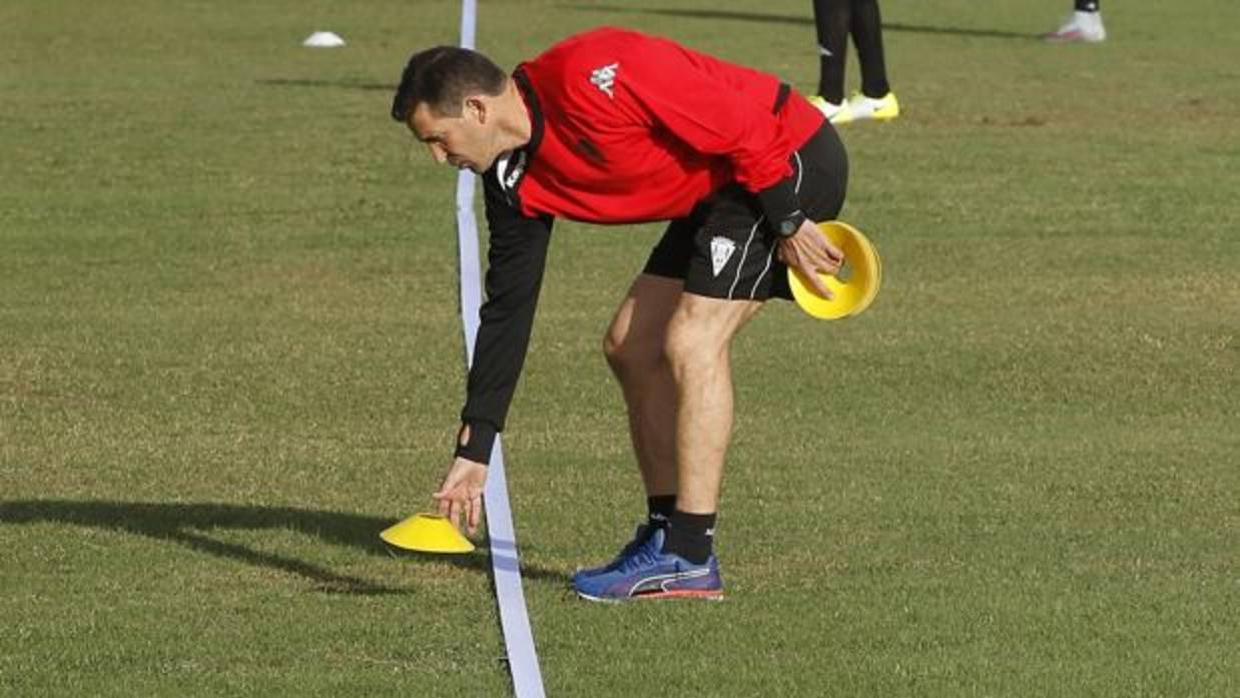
[800,266,834,299]
[797,225,844,272]
[804,245,844,299]
[432,459,488,534]
[783,233,843,298]
[449,498,463,531]
[823,240,845,265]
[812,246,844,276]
[432,488,481,533]
[467,495,481,534]
[432,485,460,529]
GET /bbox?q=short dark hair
[390,46,508,123]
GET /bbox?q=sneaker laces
[624,524,653,552]
[606,524,652,562]
[618,535,662,573]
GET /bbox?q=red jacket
[498,26,825,223]
[456,28,827,463]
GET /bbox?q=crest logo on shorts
[710,236,736,277]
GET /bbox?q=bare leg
[663,293,764,514]
[603,274,684,497]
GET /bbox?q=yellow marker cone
[380,513,475,554]
[788,220,882,320]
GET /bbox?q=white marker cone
[303,31,345,48]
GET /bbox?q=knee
[602,328,626,370]
[603,326,663,376]
[664,323,725,380]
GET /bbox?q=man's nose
[427,142,448,164]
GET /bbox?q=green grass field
[3,1,1238,695]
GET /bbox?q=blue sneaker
[570,523,656,586]
[573,528,724,602]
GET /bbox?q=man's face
[409,98,499,174]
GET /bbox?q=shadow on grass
[0,499,567,595]
[561,5,1036,41]
[256,78,394,91]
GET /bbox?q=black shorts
[642,123,849,301]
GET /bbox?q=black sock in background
[851,0,891,99]
[663,510,717,564]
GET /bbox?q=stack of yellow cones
[788,220,882,320]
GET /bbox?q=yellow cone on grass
[380,513,475,554]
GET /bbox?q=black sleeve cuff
[756,177,804,236]
[454,420,498,464]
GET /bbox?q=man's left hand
[777,219,845,298]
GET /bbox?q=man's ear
[464,96,487,124]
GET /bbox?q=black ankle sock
[1075,0,1099,12]
[646,495,676,529]
[663,510,717,564]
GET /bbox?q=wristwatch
[776,210,808,238]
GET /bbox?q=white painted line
[454,2,547,696]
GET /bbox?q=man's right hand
[777,219,845,298]
[432,457,489,534]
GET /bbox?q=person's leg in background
[839,0,900,122]
[1044,1,1107,43]
[810,0,852,121]
[851,0,891,100]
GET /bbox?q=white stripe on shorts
[749,151,805,297]
[727,218,762,300]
